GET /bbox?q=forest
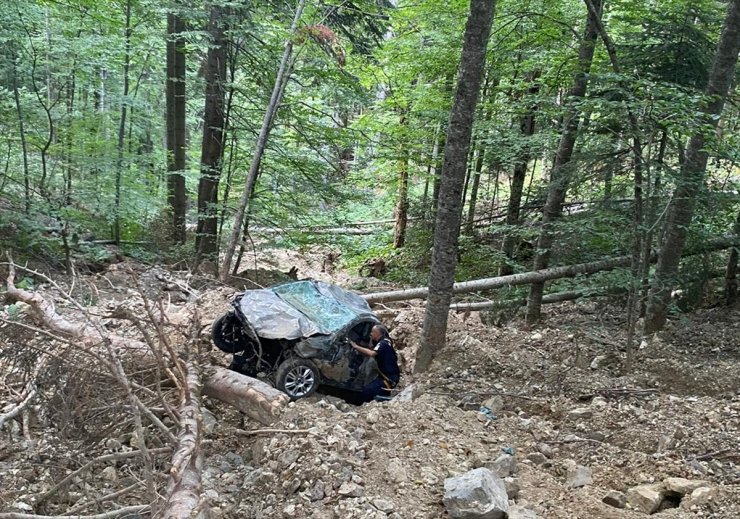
[0,0,739,517]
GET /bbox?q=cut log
[364,236,739,305]
[203,367,289,424]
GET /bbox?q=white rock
[372,498,395,513]
[565,462,592,488]
[663,477,710,496]
[337,482,364,498]
[443,467,509,519]
[627,484,664,514]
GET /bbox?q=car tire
[275,358,320,400]
[212,312,250,354]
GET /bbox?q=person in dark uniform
[350,324,400,402]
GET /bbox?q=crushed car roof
[235,280,376,340]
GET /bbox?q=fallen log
[161,360,207,519]
[364,235,739,304]
[364,256,631,304]
[450,287,628,311]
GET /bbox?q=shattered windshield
[237,280,375,340]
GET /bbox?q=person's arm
[351,341,377,358]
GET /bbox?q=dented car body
[212,280,380,399]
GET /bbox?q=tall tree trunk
[393,113,410,248]
[167,11,187,245]
[416,0,496,373]
[644,0,740,332]
[195,4,228,265]
[726,208,740,305]
[525,0,601,325]
[581,0,647,370]
[220,0,306,279]
[10,55,31,214]
[114,0,132,244]
[500,75,540,275]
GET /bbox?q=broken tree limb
[0,505,150,519]
[0,386,37,430]
[203,367,289,425]
[36,447,173,507]
[161,360,207,519]
[364,236,740,304]
[3,261,288,425]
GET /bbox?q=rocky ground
[1,247,739,518]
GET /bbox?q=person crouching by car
[351,324,400,402]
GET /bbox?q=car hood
[235,280,376,340]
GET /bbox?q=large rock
[663,477,710,496]
[627,484,665,514]
[443,468,509,519]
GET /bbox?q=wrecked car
[211,280,381,399]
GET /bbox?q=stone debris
[627,483,665,514]
[443,467,509,519]
[564,460,592,488]
[602,490,627,508]
[2,262,740,519]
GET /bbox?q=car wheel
[212,312,251,354]
[276,358,320,400]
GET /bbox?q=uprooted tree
[1,259,289,519]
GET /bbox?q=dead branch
[65,482,144,516]
[161,313,207,519]
[160,358,206,519]
[0,505,149,519]
[4,259,289,425]
[36,447,172,507]
[0,387,36,430]
[237,428,313,436]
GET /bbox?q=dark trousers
[360,376,397,403]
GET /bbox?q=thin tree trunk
[525,0,601,325]
[416,0,496,373]
[645,0,740,332]
[464,137,486,234]
[581,0,646,370]
[166,11,187,245]
[430,128,444,219]
[220,0,306,279]
[195,4,228,265]
[10,56,31,214]
[640,130,667,314]
[114,0,132,244]
[393,113,409,248]
[500,75,539,275]
[726,208,740,305]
